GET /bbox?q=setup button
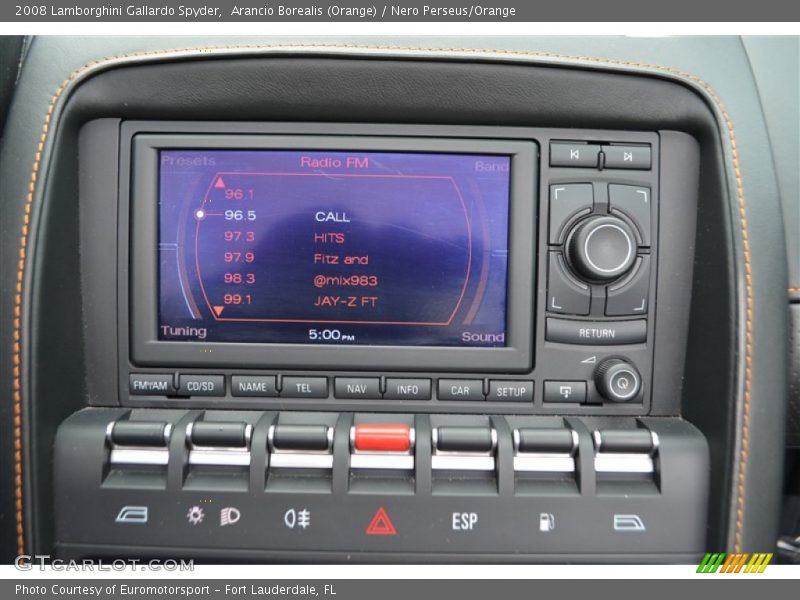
[487,380,534,403]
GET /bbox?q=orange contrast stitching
[11,42,754,556]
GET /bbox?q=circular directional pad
[566,215,637,282]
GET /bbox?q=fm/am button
[546,318,646,345]
[129,374,174,395]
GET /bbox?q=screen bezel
[130,133,536,372]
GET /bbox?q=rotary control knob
[595,358,642,403]
[566,215,637,282]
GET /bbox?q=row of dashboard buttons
[550,141,651,170]
[129,374,536,402]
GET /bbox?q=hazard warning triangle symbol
[365,507,396,536]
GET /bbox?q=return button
[546,317,646,345]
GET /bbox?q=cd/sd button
[177,374,225,396]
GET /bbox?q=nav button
[488,380,534,403]
[335,377,381,399]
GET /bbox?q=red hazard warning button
[365,507,397,536]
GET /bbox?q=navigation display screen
[158,149,511,347]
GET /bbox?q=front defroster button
[488,380,534,402]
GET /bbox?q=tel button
[438,379,485,401]
[177,374,225,396]
[487,380,534,403]
[281,377,328,398]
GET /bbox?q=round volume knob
[567,215,637,281]
[595,359,641,403]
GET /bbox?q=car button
[437,379,485,401]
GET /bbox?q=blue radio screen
[158,149,511,347]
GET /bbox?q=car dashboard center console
[51,118,708,561]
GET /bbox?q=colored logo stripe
[697,552,772,573]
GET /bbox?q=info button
[384,379,431,401]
